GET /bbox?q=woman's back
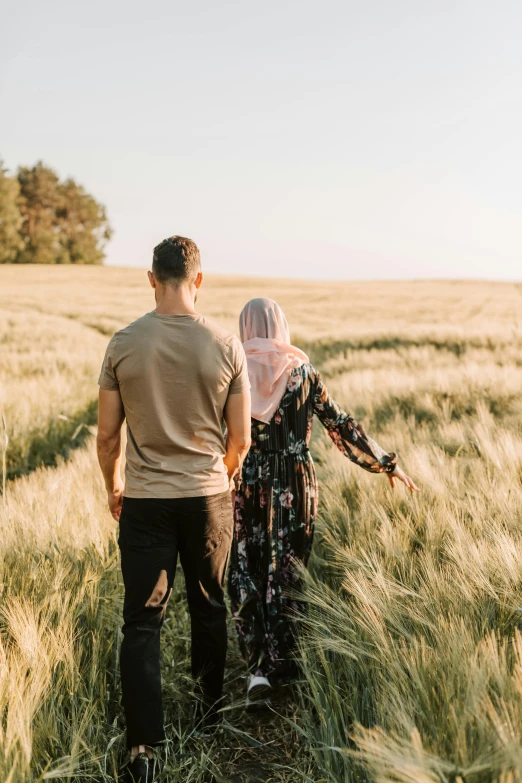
[230,296,414,693]
[249,364,315,456]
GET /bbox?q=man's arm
[223,389,251,489]
[97,388,125,520]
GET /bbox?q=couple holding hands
[96,235,418,783]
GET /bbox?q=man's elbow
[96,429,119,449]
[229,433,251,453]
[237,434,252,453]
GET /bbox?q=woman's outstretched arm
[311,367,419,491]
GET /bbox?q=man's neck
[154,284,199,316]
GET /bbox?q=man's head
[148,236,202,296]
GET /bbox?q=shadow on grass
[4,398,98,483]
[299,335,512,366]
[358,389,522,431]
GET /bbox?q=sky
[1,0,521,280]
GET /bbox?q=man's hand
[107,478,125,521]
[387,465,420,492]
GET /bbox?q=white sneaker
[246,675,272,708]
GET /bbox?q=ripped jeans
[118,492,233,748]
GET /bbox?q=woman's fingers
[389,467,420,492]
[401,473,420,492]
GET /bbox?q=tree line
[0,158,112,265]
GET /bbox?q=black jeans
[118,491,233,748]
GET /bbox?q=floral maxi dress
[228,363,397,682]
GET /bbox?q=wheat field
[1,265,522,782]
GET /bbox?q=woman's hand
[387,465,420,492]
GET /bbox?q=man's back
[96,236,252,771]
[98,311,248,498]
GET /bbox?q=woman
[228,298,418,703]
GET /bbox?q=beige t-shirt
[98,311,249,498]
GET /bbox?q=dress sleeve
[311,367,397,474]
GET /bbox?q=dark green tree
[16,162,63,264]
[56,178,112,265]
[0,160,23,264]
[5,160,112,264]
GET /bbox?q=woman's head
[239,298,290,344]
[239,297,309,423]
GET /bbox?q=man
[96,236,251,783]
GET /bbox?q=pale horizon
[2,0,521,281]
[106,264,522,285]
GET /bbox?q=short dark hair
[152,236,201,286]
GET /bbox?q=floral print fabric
[228,363,396,680]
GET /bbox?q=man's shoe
[121,752,157,783]
[246,674,272,709]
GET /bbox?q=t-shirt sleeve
[228,338,250,395]
[98,336,120,391]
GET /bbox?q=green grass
[4,398,99,481]
[3,269,522,782]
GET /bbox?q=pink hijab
[239,298,309,424]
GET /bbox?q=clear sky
[1,0,521,279]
